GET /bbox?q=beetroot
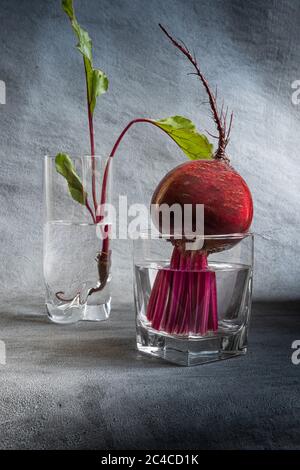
[146,25,254,336]
[152,160,253,236]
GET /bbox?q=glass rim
[136,230,254,240]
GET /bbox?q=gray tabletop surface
[0,300,299,450]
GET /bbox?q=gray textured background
[0,0,300,304]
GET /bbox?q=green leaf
[62,0,74,20]
[62,0,108,113]
[72,21,93,64]
[153,115,213,160]
[55,153,87,205]
[90,68,109,114]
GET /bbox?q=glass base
[82,300,111,322]
[46,299,111,325]
[136,323,248,366]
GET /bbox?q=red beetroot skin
[151,160,253,235]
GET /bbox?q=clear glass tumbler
[44,155,112,324]
[134,232,253,366]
